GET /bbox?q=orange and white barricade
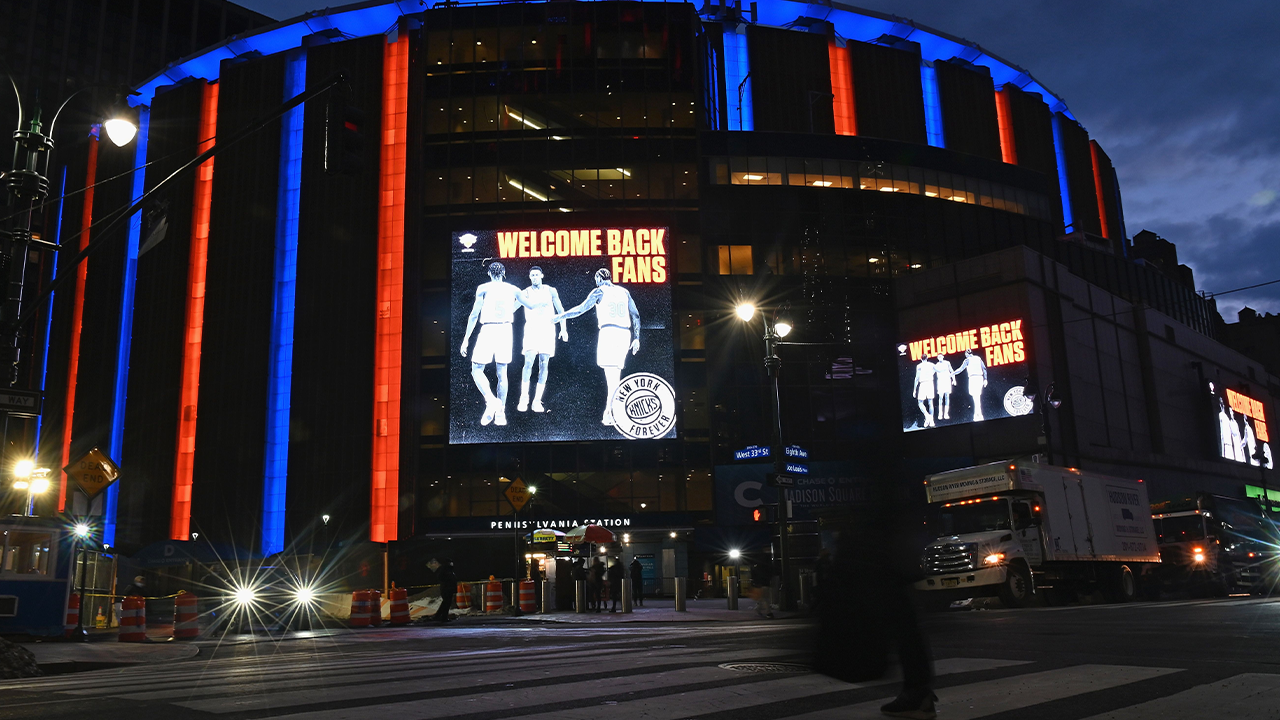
[368,589,383,626]
[349,590,372,627]
[455,583,471,611]
[174,591,199,639]
[484,578,503,612]
[64,592,80,638]
[388,588,410,625]
[118,596,146,642]
[518,580,536,612]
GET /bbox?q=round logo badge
[1003,386,1035,417]
[609,372,677,440]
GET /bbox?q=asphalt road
[3,596,1280,719]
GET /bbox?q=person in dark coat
[628,558,644,606]
[122,575,147,598]
[606,558,625,612]
[589,557,606,612]
[432,559,458,622]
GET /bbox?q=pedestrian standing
[629,557,644,606]
[607,558,625,612]
[590,557,606,612]
[749,557,774,618]
[432,558,458,623]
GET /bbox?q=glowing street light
[735,303,756,322]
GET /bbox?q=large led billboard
[898,319,1033,432]
[450,228,676,444]
[1209,382,1273,468]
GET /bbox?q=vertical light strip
[920,63,944,148]
[994,90,1017,165]
[828,39,856,136]
[103,108,149,546]
[722,29,752,131]
[263,49,306,556]
[171,82,218,541]
[371,34,408,544]
[1090,140,1111,239]
[1051,114,1074,233]
[37,168,67,468]
[59,133,99,513]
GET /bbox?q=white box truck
[916,460,1160,607]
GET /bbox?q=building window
[718,245,753,275]
[680,312,705,350]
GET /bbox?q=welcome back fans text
[496,228,668,283]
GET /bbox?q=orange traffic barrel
[388,588,410,625]
[118,596,146,642]
[64,592,80,638]
[368,589,384,626]
[174,591,199,639]
[349,590,371,628]
[454,583,471,611]
[484,579,503,612]
[518,580,536,612]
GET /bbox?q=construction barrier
[368,589,383,626]
[484,578,503,612]
[119,596,146,642]
[518,580,536,612]
[64,592,79,638]
[174,591,199,639]
[388,588,410,625]
[349,590,372,628]
[455,583,471,611]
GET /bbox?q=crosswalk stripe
[779,664,1181,720]
[117,645,740,703]
[1079,673,1280,720]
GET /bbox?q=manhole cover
[718,662,810,674]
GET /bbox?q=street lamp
[71,521,92,642]
[1022,381,1063,465]
[11,460,48,516]
[735,302,795,610]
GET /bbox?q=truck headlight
[983,553,1005,566]
[1192,546,1206,563]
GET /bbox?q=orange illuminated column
[828,39,856,136]
[1089,140,1111,240]
[59,133,99,512]
[170,81,218,541]
[995,89,1017,165]
[371,34,408,544]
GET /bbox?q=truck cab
[1151,494,1274,596]
[920,492,1043,608]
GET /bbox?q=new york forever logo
[609,372,676,440]
[459,233,478,252]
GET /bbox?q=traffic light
[324,90,365,176]
[752,508,763,522]
[750,506,777,523]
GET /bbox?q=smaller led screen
[1209,382,1272,468]
[898,319,1032,432]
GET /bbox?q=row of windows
[425,26,672,66]
[709,156,1054,221]
[419,470,712,518]
[425,164,698,206]
[426,95,699,134]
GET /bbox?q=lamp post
[735,302,795,610]
[1022,382,1063,465]
[71,521,92,642]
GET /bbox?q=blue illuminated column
[722,27,753,131]
[36,168,68,470]
[105,109,150,546]
[1051,114,1074,233]
[920,63,945,148]
[262,48,306,556]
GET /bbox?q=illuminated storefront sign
[898,318,1033,432]
[1209,382,1272,468]
[450,228,676,444]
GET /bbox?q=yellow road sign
[504,478,531,512]
[64,447,121,499]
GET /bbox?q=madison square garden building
[24,0,1226,586]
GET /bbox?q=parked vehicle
[916,460,1159,607]
[1151,493,1276,596]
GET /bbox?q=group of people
[911,348,988,428]
[570,556,644,612]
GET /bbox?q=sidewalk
[519,597,796,623]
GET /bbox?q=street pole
[72,516,89,641]
[763,318,790,611]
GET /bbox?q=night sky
[240,0,1280,319]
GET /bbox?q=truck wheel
[998,563,1033,608]
[1102,565,1137,603]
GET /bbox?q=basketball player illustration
[460,261,546,427]
[912,356,937,428]
[517,266,568,413]
[955,348,988,421]
[553,269,640,426]
[933,353,955,420]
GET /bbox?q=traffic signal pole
[764,318,791,611]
